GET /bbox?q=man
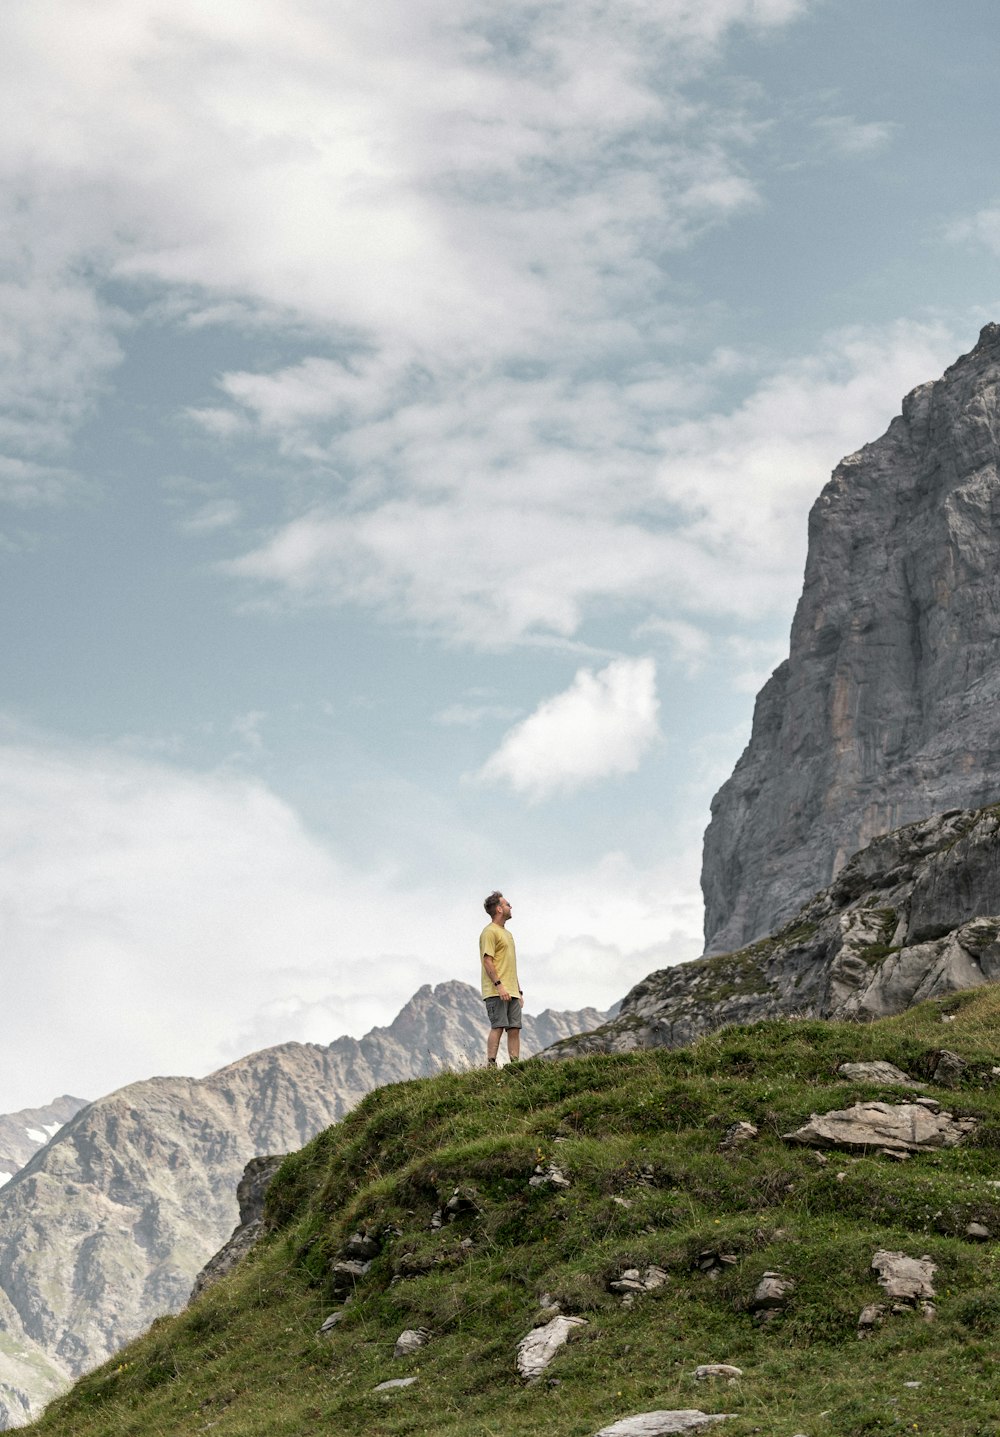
[479,890,523,1067]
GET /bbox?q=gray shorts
[484,995,523,1029]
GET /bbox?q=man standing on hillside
[480,891,523,1067]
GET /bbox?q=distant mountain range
[0,1097,88,1187]
[0,982,609,1427]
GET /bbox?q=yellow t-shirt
[479,922,521,1000]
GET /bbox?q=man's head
[484,891,512,922]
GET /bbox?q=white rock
[593,1411,732,1435]
[374,1376,418,1391]
[783,1101,976,1153]
[871,1250,936,1304]
[694,1365,742,1380]
[516,1314,587,1379]
[837,1061,920,1088]
[394,1328,430,1358]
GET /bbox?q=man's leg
[487,1027,503,1065]
[506,1026,520,1061]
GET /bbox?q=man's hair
[483,890,504,917]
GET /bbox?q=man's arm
[482,953,511,1001]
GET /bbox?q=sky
[2,0,1000,1111]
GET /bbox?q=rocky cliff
[703,324,1000,954]
[0,982,607,1427]
[546,802,1000,1059]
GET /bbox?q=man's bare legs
[487,1026,520,1065]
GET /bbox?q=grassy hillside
[28,990,1000,1437]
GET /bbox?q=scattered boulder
[373,1376,418,1392]
[516,1314,587,1379]
[342,1231,381,1262]
[319,1311,344,1334]
[718,1122,758,1152]
[610,1265,667,1295]
[749,1271,794,1322]
[783,1101,976,1153]
[857,1303,886,1336]
[394,1328,430,1358]
[592,1411,732,1435]
[694,1365,743,1380]
[871,1250,936,1305]
[929,1049,967,1086]
[529,1163,571,1190]
[330,1259,371,1297]
[443,1187,478,1220]
[966,1222,991,1241]
[836,1061,922,1088]
[695,1249,738,1279]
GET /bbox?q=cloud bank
[478,657,660,799]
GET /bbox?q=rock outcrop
[703,324,1000,953]
[545,802,1000,1059]
[0,981,608,1426]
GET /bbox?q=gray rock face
[703,324,1000,954]
[544,802,1000,1061]
[0,981,609,1426]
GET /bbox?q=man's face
[497,896,512,921]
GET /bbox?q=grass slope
[27,990,1000,1437]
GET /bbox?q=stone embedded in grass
[749,1271,794,1322]
[330,1259,371,1296]
[965,1221,991,1241]
[836,1061,922,1088]
[591,1410,733,1435]
[871,1250,936,1304]
[529,1163,571,1189]
[516,1314,587,1379]
[857,1303,886,1336]
[694,1364,743,1380]
[393,1328,430,1358]
[373,1376,418,1392]
[929,1049,966,1086]
[609,1264,667,1296]
[695,1249,737,1277]
[443,1186,478,1220]
[341,1230,381,1262]
[318,1311,344,1334]
[717,1121,758,1152]
[782,1101,976,1153]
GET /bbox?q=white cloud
[434,701,523,728]
[946,207,1000,256]
[812,114,897,156]
[0,0,809,487]
[224,318,965,646]
[478,657,660,800]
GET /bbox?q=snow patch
[0,1172,11,1188]
[24,1127,47,1144]
[42,1122,62,1138]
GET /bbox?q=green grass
[27,987,1000,1437]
